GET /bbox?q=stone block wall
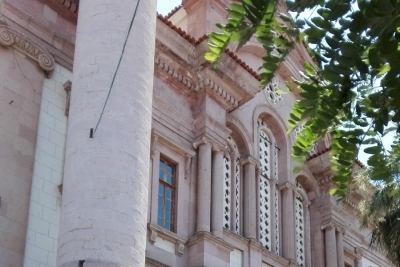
[23,64,71,267]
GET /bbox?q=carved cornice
[343,197,360,214]
[198,77,239,110]
[154,57,196,90]
[0,25,55,77]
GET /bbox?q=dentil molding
[0,24,55,77]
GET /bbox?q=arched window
[258,119,280,254]
[295,181,308,267]
[223,136,241,235]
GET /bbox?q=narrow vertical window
[158,158,175,232]
[224,136,241,234]
[259,130,271,250]
[295,182,305,267]
[223,156,231,229]
[234,156,240,235]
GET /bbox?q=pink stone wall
[0,46,44,267]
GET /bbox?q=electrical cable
[92,0,142,137]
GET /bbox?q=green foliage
[206,0,400,198]
[288,0,400,198]
[358,150,400,265]
[205,0,297,86]
[206,1,400,265]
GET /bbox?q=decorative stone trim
[56,0,78,14]
[152,129,195,158]
[154,57,195,90]
[0,25,55,77]
[187,231,235,252]
[317,176,332,186]
[147,223,187,256]
[198,77,239,110]
[63,80,72,116]
[343,197,360,213]
[145,257,171,267]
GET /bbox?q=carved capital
[241,155,258,167]
[0,25,55,77]
[320,222,335,231]
[279,182,296,192]
[193,136,212,149]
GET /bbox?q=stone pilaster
[194,138,213,232]
[57,0,157,266]
[270,179,279,254]
[242,156,258,240]
[211,145,225,238]
[150,135,160,225]
[321,223,338,267]
[280,182,296,261]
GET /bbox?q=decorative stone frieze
[343,197,360,213]
[198,77,239,110]
[0,25,55,77]
[154,56,195,90]
[63,80,72,116]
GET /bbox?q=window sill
[148,223,187,256]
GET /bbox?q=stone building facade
[0,0,393,267]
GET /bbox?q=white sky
[157,0,182,16]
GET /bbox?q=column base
[187,232,234,267]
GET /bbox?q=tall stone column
[57,0,156,266]
[196,139,213,232]
[280,183,296,260]
[242,157,257,240]
[211,147,224,238]
[322,224,338,267]
[336,229,345,267]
